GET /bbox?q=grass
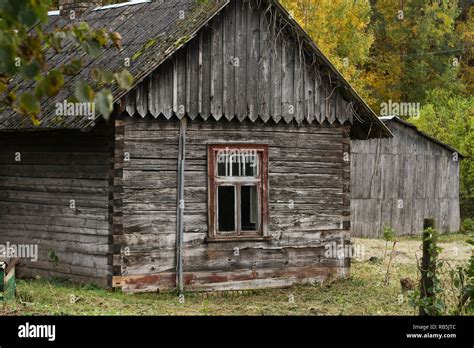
[1,234,472,316]
[398,232,472,243]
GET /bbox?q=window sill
[206,236,272,243]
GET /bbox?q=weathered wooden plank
[317,79,326,123]
[21,266,108,287]
[305,64,315,123]
[200,28,212,119]
[0,164,109,179]
[162,60,174,119]
[123,246,340,275]
[175,49,187,119]
[0,151,109,165]
[223,0,235,120]
[326,84,336,124]
[210,12,224,120]
[234,0,247,121]
[148,73,158,117]
[281,37,295,123]
[0,190,108,207]
[124,140,343,162]
[294,42,305,124]
[259,4,271,122]
[247,1,260,121]
[187,36,200,119]
[125,88,136,116]
[115,266,346,293]
[136,80,148,118]
[0,176,108,196]
[271,34,283,123]
[336,91,347,124]
[313,67,321,122]
[19,257,111,277]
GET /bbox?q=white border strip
[48,0,151,16]
[95,0,151,11]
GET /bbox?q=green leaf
[31,0,50,23]
[94,28,109,47]
[18,92,40,116]
[73,22,90,39]
[114,69,134,90]
[47,31,66,52]
[91,68,114,85]
[42,70,64,97]
[48,250,59,267]
[75,80,94,102]
[20,61,40,79]
[0,46,17,75]
[62,59,83,76]
[82,39,102,58]
[18,6,38,27]
[0,81,7,94]
[94,89,113,120]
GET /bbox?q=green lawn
[1,234,472,316]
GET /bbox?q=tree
[279,0,375,102]
[456,5,474,95]
[0,0,133,125]
[409,88,474,218]
[366,0,464,113]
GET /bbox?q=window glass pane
[241,185,259,231]
[217,151,259,177]
[230,154,240,177]
[218,186,235,232]
[217,153,228,177]
[242,153,258,177]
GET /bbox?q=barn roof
[0,0,392,139]
[379,116,465,158]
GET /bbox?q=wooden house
[351,116,464,238]
[0,0,391,292]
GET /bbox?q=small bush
[461,218,474,234]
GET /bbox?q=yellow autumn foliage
[280,0,375,102]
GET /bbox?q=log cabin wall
[0,123,112,286]
[351,121,461,237]
[112,0,356,292]
[114,116,351,292]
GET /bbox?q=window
[208,144,269,241]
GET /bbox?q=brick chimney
[59,0,103,17]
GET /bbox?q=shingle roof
[0,0,229,130]
[380,116,465,158]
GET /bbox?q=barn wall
[113,116,351,292]
[351,121,461,237]
[125,0,354,126]
[0,123,112,286]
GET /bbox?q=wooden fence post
[419,218,436,316]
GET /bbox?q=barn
[0,0,392,292]
[351,116,464,238]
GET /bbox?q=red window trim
[207,144,269,241]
